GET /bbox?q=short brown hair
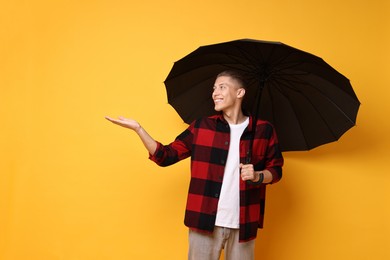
[216,70,248,89]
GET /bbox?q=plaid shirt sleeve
[149,123,194,166]
[256,122,283,184]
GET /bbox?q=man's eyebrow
[215,82,228,87]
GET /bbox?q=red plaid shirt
[149,114,283,242]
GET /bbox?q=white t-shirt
[215,117,249,229]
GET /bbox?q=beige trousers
[188,227,255,260]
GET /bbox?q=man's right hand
[105,116,157,154]
[105,116,141,133]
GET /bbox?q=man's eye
[213,85,225,90]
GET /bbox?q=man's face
[212,76,244,112]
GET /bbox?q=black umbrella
[164,39,360,152]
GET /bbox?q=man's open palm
[105,116,140,131]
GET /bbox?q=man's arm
[240,123,283,184]
[105,116,157,155]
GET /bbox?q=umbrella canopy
[164,39,360,152]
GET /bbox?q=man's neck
[223,109,247,125]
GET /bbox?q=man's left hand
[240,163,260,182]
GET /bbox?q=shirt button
[214,193,219,198]
[224,141,229,145]
[220,160,225,165]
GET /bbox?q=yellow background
[1,0,389,259]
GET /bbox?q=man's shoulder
[192,114,222,124]
[188,114,223,131]
[252,118,276,136]
[255,118,273,126]
[206,114,224,121]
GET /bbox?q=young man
[106,70,284,260]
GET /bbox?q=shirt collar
[214,113,255,132]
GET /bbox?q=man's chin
[214,105,222,112]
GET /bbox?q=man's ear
[237,88,246,98]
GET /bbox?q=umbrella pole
[246,80,265,164]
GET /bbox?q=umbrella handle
[245,150,252,164]
[244,79,264,183]
[244,151,264,184]
[245,79,263,164]
[244,151,255,184]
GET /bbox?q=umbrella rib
[271,59,358,101]
[166,75,214,104]
[166,62,249,80]
[272,77,354,141]
[277,79,338,139]
[183,96,215,122]
[166,59,254,103]
[166,59,255,86]
[280,75,357,124]
[268,80,312,149]
[166,59,256,104]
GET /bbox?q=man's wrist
[135,124,143,134]
[253,171,264,184]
